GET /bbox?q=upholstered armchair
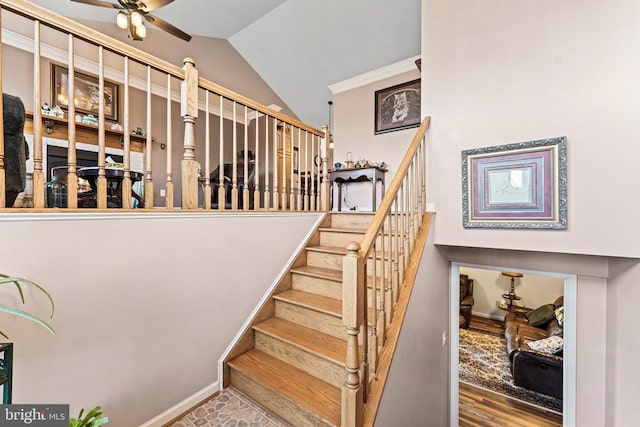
[459,274,475,328]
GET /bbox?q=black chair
[210,162,255,209]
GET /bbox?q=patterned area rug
[459,327,563,414]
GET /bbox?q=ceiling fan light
[130,11,143,27]
[116,11,128,29]
[135,23,147,39]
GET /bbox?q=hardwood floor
[467,314,505,335]
[459,315,562,427]
[460,382,562,427]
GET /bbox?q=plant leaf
[0,276,55,318]
[0,304,55,335]
[0,275,26,304]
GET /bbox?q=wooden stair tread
[319,227,367,234]
[274,290,342,317]
[320,226,396,236]
[305,245,349,255]
[290,265,342,282]
[254,317,347,364]
[306,244,386,259]
[228,350,341,426]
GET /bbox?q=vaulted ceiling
[27,0,421,128]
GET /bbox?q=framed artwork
[52,64,119,122]
[462,136,567,229]
[374,78,421,134]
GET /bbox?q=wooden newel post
[321,125,330,211]
[181,57,199,209]
[342,242,364,427]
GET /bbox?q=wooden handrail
[0,0,184,78]
[358,116,431,258]
[197,77,324,137]
[341,117,430,426]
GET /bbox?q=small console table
[329,166,387,211]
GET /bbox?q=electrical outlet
[160,189,166,197]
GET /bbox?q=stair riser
[306,251,343,270]
[292,274,342,300]
[275,300,346,341]
[229,368,333,427]
[330,213,372,229]
[319,231,392,249]
[319,230,364,248]
[254,331,344,388]
[306,251,386,274]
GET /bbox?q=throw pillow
[528,335,564,354]
[525,303,556,327]
[555,305,565,327]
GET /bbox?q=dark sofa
[504,296,564,399]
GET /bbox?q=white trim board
[1,28,244,123]
[328,55,420,95]
[138,381,218,427]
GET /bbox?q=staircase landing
[168,387,291,427]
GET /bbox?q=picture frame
[374,78,421,135]
[461,136,567,229]
[51,64,119,122]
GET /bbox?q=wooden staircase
[226,212,374,426]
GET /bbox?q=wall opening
[450,262,576,427]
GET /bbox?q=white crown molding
[1,28,243,123]
[328,55,421,95]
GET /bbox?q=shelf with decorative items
[25,112,152,153]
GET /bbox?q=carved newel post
[181,57,199,209]
[342,242,364,427]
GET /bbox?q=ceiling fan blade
[144,13,192,42]
[138,0,175,12]
[70,0,123,9]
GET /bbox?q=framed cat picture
[374,79,421,134]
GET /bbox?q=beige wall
[0,213,321,426]
[332,69,420,211]
[422,0,640,258]
[460,267,564,319]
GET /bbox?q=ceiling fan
[70,0,192,42]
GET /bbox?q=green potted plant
[70,406,108,427]
[0,273,55,337]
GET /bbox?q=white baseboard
[139,381,219,427]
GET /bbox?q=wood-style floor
[459,315,562,427]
